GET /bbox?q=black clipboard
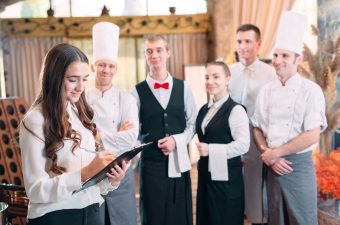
[73,141,154,194]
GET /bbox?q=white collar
[239,58,259,72]
[146,72,173,88]
[274,73,302,88]
[94,85,115,97]
[207,94,230,108]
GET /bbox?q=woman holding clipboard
[19,43,128,225]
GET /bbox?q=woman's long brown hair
[29,43,97,174]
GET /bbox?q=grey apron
[99,166,137,225]
[267,151,317,225]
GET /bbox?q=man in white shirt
[130,35,196,225]
[229,24,276,225]
[86,22,139,225]
[252,11,327,225]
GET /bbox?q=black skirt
[27,203,100,225]
[196,156,244,225]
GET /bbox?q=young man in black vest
[131,35,196,225]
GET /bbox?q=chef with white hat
[86,21,139,225]
[251,11,327,225]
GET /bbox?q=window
[0,0,207,18]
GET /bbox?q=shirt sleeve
[100,92,139,155]
[20,111,82,204]
[303,84,328,132]
[208,105,250,181]
[251,86,265,128]
[173,82,197,144]
[130,87,140,109]
[129,87,143,145]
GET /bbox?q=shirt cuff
[304,112,328,132]
[208,144,229,181]
[98,179,119,196]
[250,116,259,128]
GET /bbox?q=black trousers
[27,203,100,225]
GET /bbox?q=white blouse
[251,74,327,153]
[202,95,250,181]
[20,103,116,219]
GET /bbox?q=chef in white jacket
[86,22,139,225]
[252,11,327,225]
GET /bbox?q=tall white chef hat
[92,22,120,63]
[273,11,308,55]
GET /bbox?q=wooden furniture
[0,184,27,224]
[318,200,340,225]
[0,98,28,225]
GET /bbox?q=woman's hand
[81,151,115,183]
[196,142,209,156]
[107,161,130,187]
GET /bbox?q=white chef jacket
[252,73,327,153]
[86,86,139,156]
[130,73,197,177]
[229,59,276,117]
[201,94,250,181]
[20,103,116,219]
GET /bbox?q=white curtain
[3,36,146,106]
[3,33,207,105]
[165,33,208,80]
[3,37,63,105]
[232,0,295,58]
[68,37,146,91]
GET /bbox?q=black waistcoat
[196,97,242,168]
[196,96,237,144]
[136,78,186,161]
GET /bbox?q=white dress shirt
[229,58,276,223]
[229,59,276,117]
[86,86,139,156]
[252,74,328,153]
[20,103,116,219]
[201,94,250,181]
[130,74,197,177]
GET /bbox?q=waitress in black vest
[196,61,250,225]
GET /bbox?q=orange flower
[313,149,340,199]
